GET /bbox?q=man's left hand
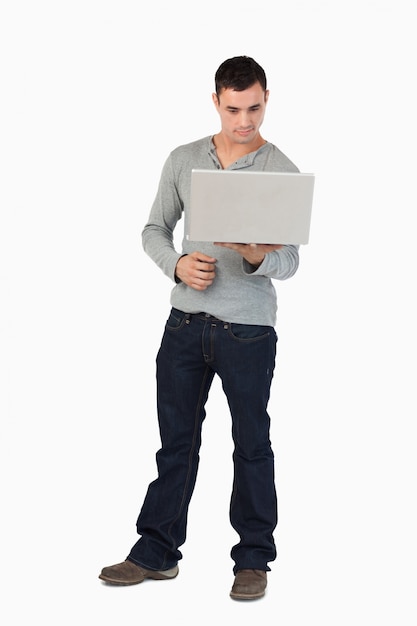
[214,242,283,268]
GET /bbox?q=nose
[237,111,251,128]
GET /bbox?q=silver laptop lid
[187,169,315,245]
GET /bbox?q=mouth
[236,128,254,137]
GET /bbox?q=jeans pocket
[165,308,187,331]
[227,323,274,342]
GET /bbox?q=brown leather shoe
[230,569,267,600]
[99,560,179,585]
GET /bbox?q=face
[212,82,269,145]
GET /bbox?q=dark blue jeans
[128,308,278,574]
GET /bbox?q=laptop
[187,169,315,245]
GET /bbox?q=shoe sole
[230,589,266,600]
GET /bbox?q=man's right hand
[175,252,217,291]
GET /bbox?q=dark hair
[215,56,267,96]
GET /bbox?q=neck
[213,133,266,168]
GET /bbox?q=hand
[175,251,217,291]
[214,242,283,267]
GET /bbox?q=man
[99,56,300,600]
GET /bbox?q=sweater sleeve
[141,155,183,281]
[242,244,300,280]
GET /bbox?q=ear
[264,89,270,104]
[212,92,220,109]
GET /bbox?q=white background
[1,0,416,623]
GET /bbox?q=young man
[99,56,300,600]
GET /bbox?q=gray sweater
[142,136,300,326]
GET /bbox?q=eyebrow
[226,103,262,112]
